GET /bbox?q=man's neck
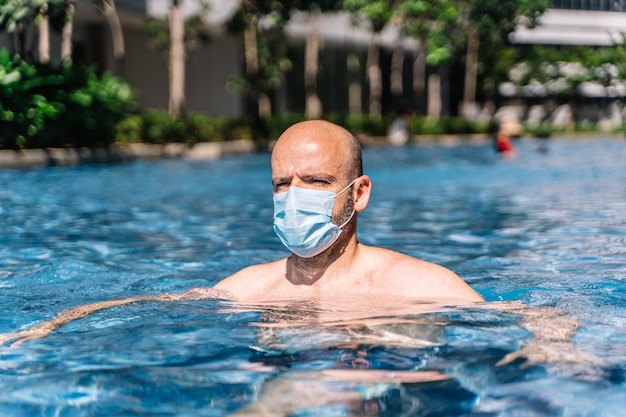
[286,240,360,287]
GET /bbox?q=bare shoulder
[213,258,287,301]
[361,245,483,302]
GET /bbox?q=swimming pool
[1,136,625,416]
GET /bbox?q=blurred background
[2,0,626,150]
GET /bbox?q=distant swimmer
[494,116,521,158]
[387,105,416,146]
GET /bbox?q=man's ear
[353,175,371,213]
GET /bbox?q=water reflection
[225,298,482,416]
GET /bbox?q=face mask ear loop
[336,178,359,229]
[338,209,356,229]
[334,177,359,198]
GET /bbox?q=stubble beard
[332,186,355,229]
[288,190,357,287]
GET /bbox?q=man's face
[271,125,354,226]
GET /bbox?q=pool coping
[0,140,258,169]
[1,133,623,169]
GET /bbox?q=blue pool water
[1,137,625,416]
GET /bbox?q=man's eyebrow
[271,174,338,189]
[301,173,336,182]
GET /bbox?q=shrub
[263,112,306,140]
[185,113,226,144]
[221,116,253,141]
[0,49,136,149]
[328,113,393,137]
[524,122,559,138]
[115,114,143,144]
[140,109,181,144]
[413,116,446,135]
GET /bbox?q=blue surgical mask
[273,179,358,258]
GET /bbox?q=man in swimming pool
[0,120,483,345]
[213,119,483,303]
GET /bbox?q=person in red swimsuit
[496,132,515,153]
[494,116,519,158]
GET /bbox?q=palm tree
[291,1,339,119]
[459,0,548,119]
[0,0,44,59]
[226,0,292,125]
[37,2,50,63]
[169,0,184,116]
[0,0,68,63]
[94,0,124,74]
[344,0,395,119]
[400,0,444,118]
[142,0,210,117]
[304,13,321,119]
[61,0,75,64]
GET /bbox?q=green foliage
[411,115,489,135]
[226,0,292,98]
[186,112,226,143]
[412,116,445,135]
[523,122,560,138]
[142,8,211,63]
[426,46,452,66]
[290,0,341,13]
[263,112,307,140]
[115,111,246,145]
[0,49,136,149]
[140,110,227,145]
[114,114,143,144]
[468,0,548,43]
[325,113,393,137]
[344,0,395,33]
[400,0,466,67]
[142,17,170,58]
[109,112,493,146]
[140,109,188,144]
[502,42,626,100]
[0,0,41,33]
[0,0,70,59]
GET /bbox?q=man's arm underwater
[492,301,602,368]
[0,287,234,347]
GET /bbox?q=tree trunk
[427,72,441,119]
[440,65,450,116]
[304,14,322,119]
[103,0,125,76]
[169,0,185,117]
[390,46,404,98]
[38,3,50,64]
[10,31,18,56]
[460,29,479,119]
[413,39,426,114]
[15,26,27,59]
[347,53,362,115]
[244,19,258,78]
[366,38,382,119]
[61,1,75,64]
[243,17,261,123]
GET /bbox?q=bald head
[271,120,363,183]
